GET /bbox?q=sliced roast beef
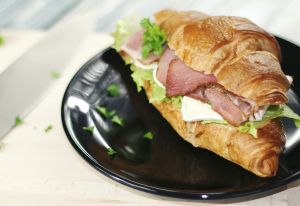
[188,85,252,126]
[225,91,255,117]
[157,48,176,85]
[166,58,217,96]
[188,87,207,102]
[157,52,253,126]
[204,87,248,126]
[121,30,160,64]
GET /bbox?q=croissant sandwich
[111,10,300,177]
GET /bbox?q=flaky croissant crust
[155,10,290,106]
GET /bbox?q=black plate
[61,37,300,201]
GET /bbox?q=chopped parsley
[107,84,120,96]
[49,70,61,79]
[44,125,53,133]
[143,131,154,140]
[140,18,166,59]
[82,126,95,133]
[96,105,124,126]
[112,115,124,126]
[107,147,117,156]
[95,106,116,119]
[14,116,23,126]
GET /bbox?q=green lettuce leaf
[281,105,300,127]
[295,119,300,128]
[111,16,140,51]
[130,65,152,92]
[140,18,166,59]
[130,65,182,108]
[202,105,300,138]
[163,96,183,109]
[201,120,228,125]
[252,105,300,129]
[149,80,166,103]
[238,122,257,137]
[201,119,259,137]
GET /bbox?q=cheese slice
[153,67,165,89]
[181,96,223,122]
[133,60,158,70]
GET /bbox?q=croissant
[155,10,290,106]
[117,10,291,177]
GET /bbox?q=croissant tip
[256,156,278,177]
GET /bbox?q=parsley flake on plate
[49,70,61,79]
[95,106,116,119]
[112,115,124,126]
[107,147,117,156]
[107,84,120,96]
[82,126,95,133]
[44,125,53,133]
[143,131,154,140]
[14,116,23,127]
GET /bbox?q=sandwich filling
[112,17,300,137]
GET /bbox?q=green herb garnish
[95,106,116,119]
[14,116,23,126]
[112,115,124,126]
[50,70,61,79]
[140,18,166,59]
[44,125,53,133]
[96,105,124,126]
[107,147,117,156]
[107,84,120,96]
[82,126,95,133]
[143,131,154,140]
